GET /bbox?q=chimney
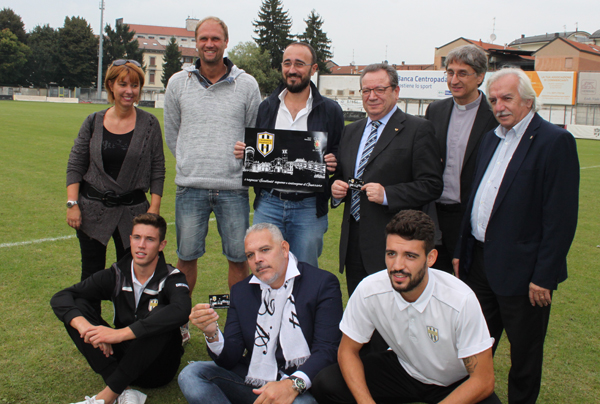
[186,17,199,32]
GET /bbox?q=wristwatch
[289,376,307,394]
[66,200,78,208]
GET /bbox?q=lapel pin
[530,136,533,139]
[395,128,399,132]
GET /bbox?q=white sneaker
[118,389,147,404]
[70,396,105,404]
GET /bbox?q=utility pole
[97,0,105,100]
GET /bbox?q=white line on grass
[581,165,600,169]
[1,219,191,249]
[1,213,255,249]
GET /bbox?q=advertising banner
[577,72,600,104]
[242,128,328,192]
[396,71,450,100]
[524,71,577,105]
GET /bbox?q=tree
[0,8,26,43]
[298,10,332,74]
[228,41,281,95]
[162,37,182,88]
[103,22,144,74]
[252,0,293,70]
[26,24,59,87]
[57,16,97,88]
[0,28,30,85]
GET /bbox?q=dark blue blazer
[457,113,579,296]
[208,262,343,382]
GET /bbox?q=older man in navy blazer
[178,222,343,404]
[455,68,579,404]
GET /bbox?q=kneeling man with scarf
[179,222,343,404]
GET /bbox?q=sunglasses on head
[112,59,141,67]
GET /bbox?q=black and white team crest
[427,326,439,343]
[257,132,274,157]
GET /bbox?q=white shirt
[274,88,313,194]
[340,269,493,386]
[274,87,313,131]
[131,261,154,310]
[471,110,535,241]
[207,253,312,387]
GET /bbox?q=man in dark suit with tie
[424,45,497,273]
[332,63,443,296]
[455,68,579,404]
[178,222,343,404]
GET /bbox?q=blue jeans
[175,187,250,262]
[253,190,328,267]
[178,361,317,404]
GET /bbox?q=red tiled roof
[137,38,165,51]
[128,23,195,38]
[181,47,197,57]
[535,37,600,57]
[328,63,432,75]
[465,39,516,51]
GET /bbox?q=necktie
[350,120,381,221]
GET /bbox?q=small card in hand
[209,294,230,309]
[348,178,365,192]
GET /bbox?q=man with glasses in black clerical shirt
[425,45,497,274]
[331,63,443,297]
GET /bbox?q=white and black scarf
[245,255,311,387]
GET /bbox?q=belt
[80,182,147,207]
[436,202,462,213]
[264,189,316,202]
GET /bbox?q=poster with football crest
[242,128,328,192]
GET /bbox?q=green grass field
[0,100,598,403]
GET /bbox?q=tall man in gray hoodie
[164,17,261,294]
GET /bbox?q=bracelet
[203,323,219,341]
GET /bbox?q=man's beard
[388,263,427,294]
[285,73,310,93]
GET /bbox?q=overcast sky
[4,0,599,66]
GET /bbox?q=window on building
[149,36,155,39]
[192,39,196,42]
[149,71,155,84]
[337,90,344,96]
[441,56,446,67]
[138,35,145,38]
[349,90,355,95]
[181,38,187,41]
[565,57,573,69]
[326,89,333,95]
[159,37,165,40]
[150,57,156,67]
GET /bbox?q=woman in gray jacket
[66,59,165,298]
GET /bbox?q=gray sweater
[66,108,165,246]
[164,63,261,190]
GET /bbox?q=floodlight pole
[97,0,105,100]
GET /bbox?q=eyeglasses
[445,70,476,79]
[359,86,394,96]
[112,59,142,68]
[282,60,312,69]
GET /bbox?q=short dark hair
[286,41,317,65]
[385,210,435,254]
[445,45,488,79]
[360,63,399,88]
[132,213,167,242]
